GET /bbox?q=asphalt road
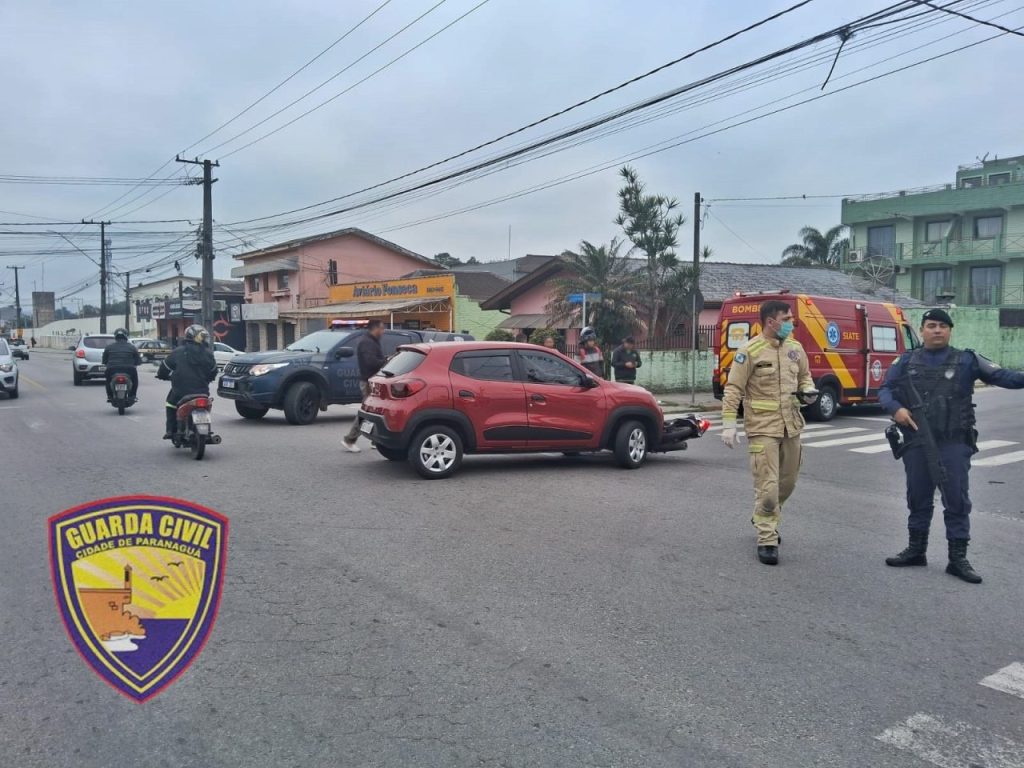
[2,349,1023,768]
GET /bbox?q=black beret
[921,308,954,327]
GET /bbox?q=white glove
[721,427,740,449]
[797,389,819,405]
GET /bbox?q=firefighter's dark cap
[921,308,954,327]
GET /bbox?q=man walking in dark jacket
[102,328,142,401]
[342,320,387,453]
[611,336,642,383]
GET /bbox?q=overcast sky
[1,0,1020,308]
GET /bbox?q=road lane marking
[851,439,1017,456]
[851,443,898,454]
[973,447,1024,467]
[799,427,867,438]
[980,663,1024,700]
[802,433,885,448]
[877,712,1024,768]
[18,373,46,390]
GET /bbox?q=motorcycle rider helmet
[580,326,597,342]
[114,327,129,341]
[184,324,209,344]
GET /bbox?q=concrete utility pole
[690,192,702,405]
[82,219,111,332]
[176,156,219,333]
[6,265,24,331]
[123,271,131,332]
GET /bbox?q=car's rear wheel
[283,382,320,425]
[73,370,83,386]
[409,425,463,479]
[613,420,648,469]
[377,445,406,461]
[235,402,269,420]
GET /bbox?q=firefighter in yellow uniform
[721,300,818,565]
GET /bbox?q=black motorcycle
[171,394,222,460]
[109,373,136,416]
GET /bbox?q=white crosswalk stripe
[801,432,884,448]
[877,663,1024,767]
[973,449,1024,467]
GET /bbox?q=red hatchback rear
[357,342,709,479]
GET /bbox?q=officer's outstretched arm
[973,351,1024,389]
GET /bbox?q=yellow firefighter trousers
[748,434,802,546]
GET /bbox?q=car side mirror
[582,374,599,388]
[335,347,354,359]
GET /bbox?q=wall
[904,306,1024,368]
[454,295,506,338]
[631,350,716,393]
[509,281,554,315]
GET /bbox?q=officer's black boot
[757,545,779,565]
[885,530,928,567]
[945,539,982,584]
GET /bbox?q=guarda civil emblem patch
[48,496,228,702]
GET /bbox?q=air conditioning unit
[895,265,909,275]
[848,248,865,263]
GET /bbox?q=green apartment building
[841,154,1024,306]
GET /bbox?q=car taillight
[389,379,426,398]
[75,349,85,358]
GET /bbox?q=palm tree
[547,239,643,344]
[781,225,849,268]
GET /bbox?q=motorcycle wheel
[118,404,125,415]
[191,433,206,460]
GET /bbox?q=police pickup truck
[216,327,473,424]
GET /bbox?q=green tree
[546,238,641,346]
[527,327,559,345]
[614,165,686,338]
[485,328,515,342]
[434,252,462,269]
[781,226,849,268]
[82,304,101,317]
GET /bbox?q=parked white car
[213,342,242,368]
[0,338,20,398]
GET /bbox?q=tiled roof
[231,227,435,267]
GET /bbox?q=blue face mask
[776,320,794,339]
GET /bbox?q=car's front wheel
[408,425,463,479]
[283,382,320,425]
[235,402,269,420]
[613,419,648,469]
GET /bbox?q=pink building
[231,228,437,350]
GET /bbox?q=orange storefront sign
[329,274,455,303]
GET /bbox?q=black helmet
[114,328,129,341]
[184,324,209,344]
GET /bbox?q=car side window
[450,353,514,382]
[518,350,584,386]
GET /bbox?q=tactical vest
[899,346,975,441]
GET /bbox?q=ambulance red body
[713,292,921,421]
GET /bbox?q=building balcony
[875,234,1024,265]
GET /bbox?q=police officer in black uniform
[879,308,1024,583]
[156,324,218,439]
[102,328,142,402]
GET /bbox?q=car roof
[400,341,567,355]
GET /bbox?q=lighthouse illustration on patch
[49,496,228,702]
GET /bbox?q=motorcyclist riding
[156,324,218,439]
[102,328,142,402]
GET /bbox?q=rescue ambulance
[713,291,920,421]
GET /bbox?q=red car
[357,342,709,479]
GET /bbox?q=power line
[912,0,1024,32]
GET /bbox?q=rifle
[903,373,949,504]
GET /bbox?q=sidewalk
[653,390,722,413]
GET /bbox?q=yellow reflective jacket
[722,333,814,437]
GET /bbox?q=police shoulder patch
[734,352,746,364]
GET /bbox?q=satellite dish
[850,256,895,294]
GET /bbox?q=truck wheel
[377,445,406,462]
[235,402,269,420]
[409,425,463,479]
[73,371,83,386]
[613,419,648,469]
[806,384,838,422]
[283,382,320,425]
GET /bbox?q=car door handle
[531,393,546,403]
[458,390,475,399]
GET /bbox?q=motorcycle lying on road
[170,394,222,460]
[108,373,136,416]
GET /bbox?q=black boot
[946,539,982,584]
[885,530,928,567]
[757,546,779,565]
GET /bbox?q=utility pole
[6,265,24,333]
[690,192,702,405]
[82,219,111,332]
[123,271,131,332]
[176,156,219,333]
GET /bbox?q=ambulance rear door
[864,310,901,400]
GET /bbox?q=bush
[528,327,559,345]
[485,329,515,342]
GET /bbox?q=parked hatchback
[72,334,116,385]
[0,338,19,398]
[357,342,709,479]
[132,338,172,363]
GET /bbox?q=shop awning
[497,313,570,330]
[285,298,450,318]
[230,257,299,278]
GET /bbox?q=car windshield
[83,337,116,349]
[0,340,8,356]
[286,330,353,353]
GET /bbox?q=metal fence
[564,325,717,357]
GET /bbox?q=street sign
[683,288,705,315]
[568,293,601,304]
